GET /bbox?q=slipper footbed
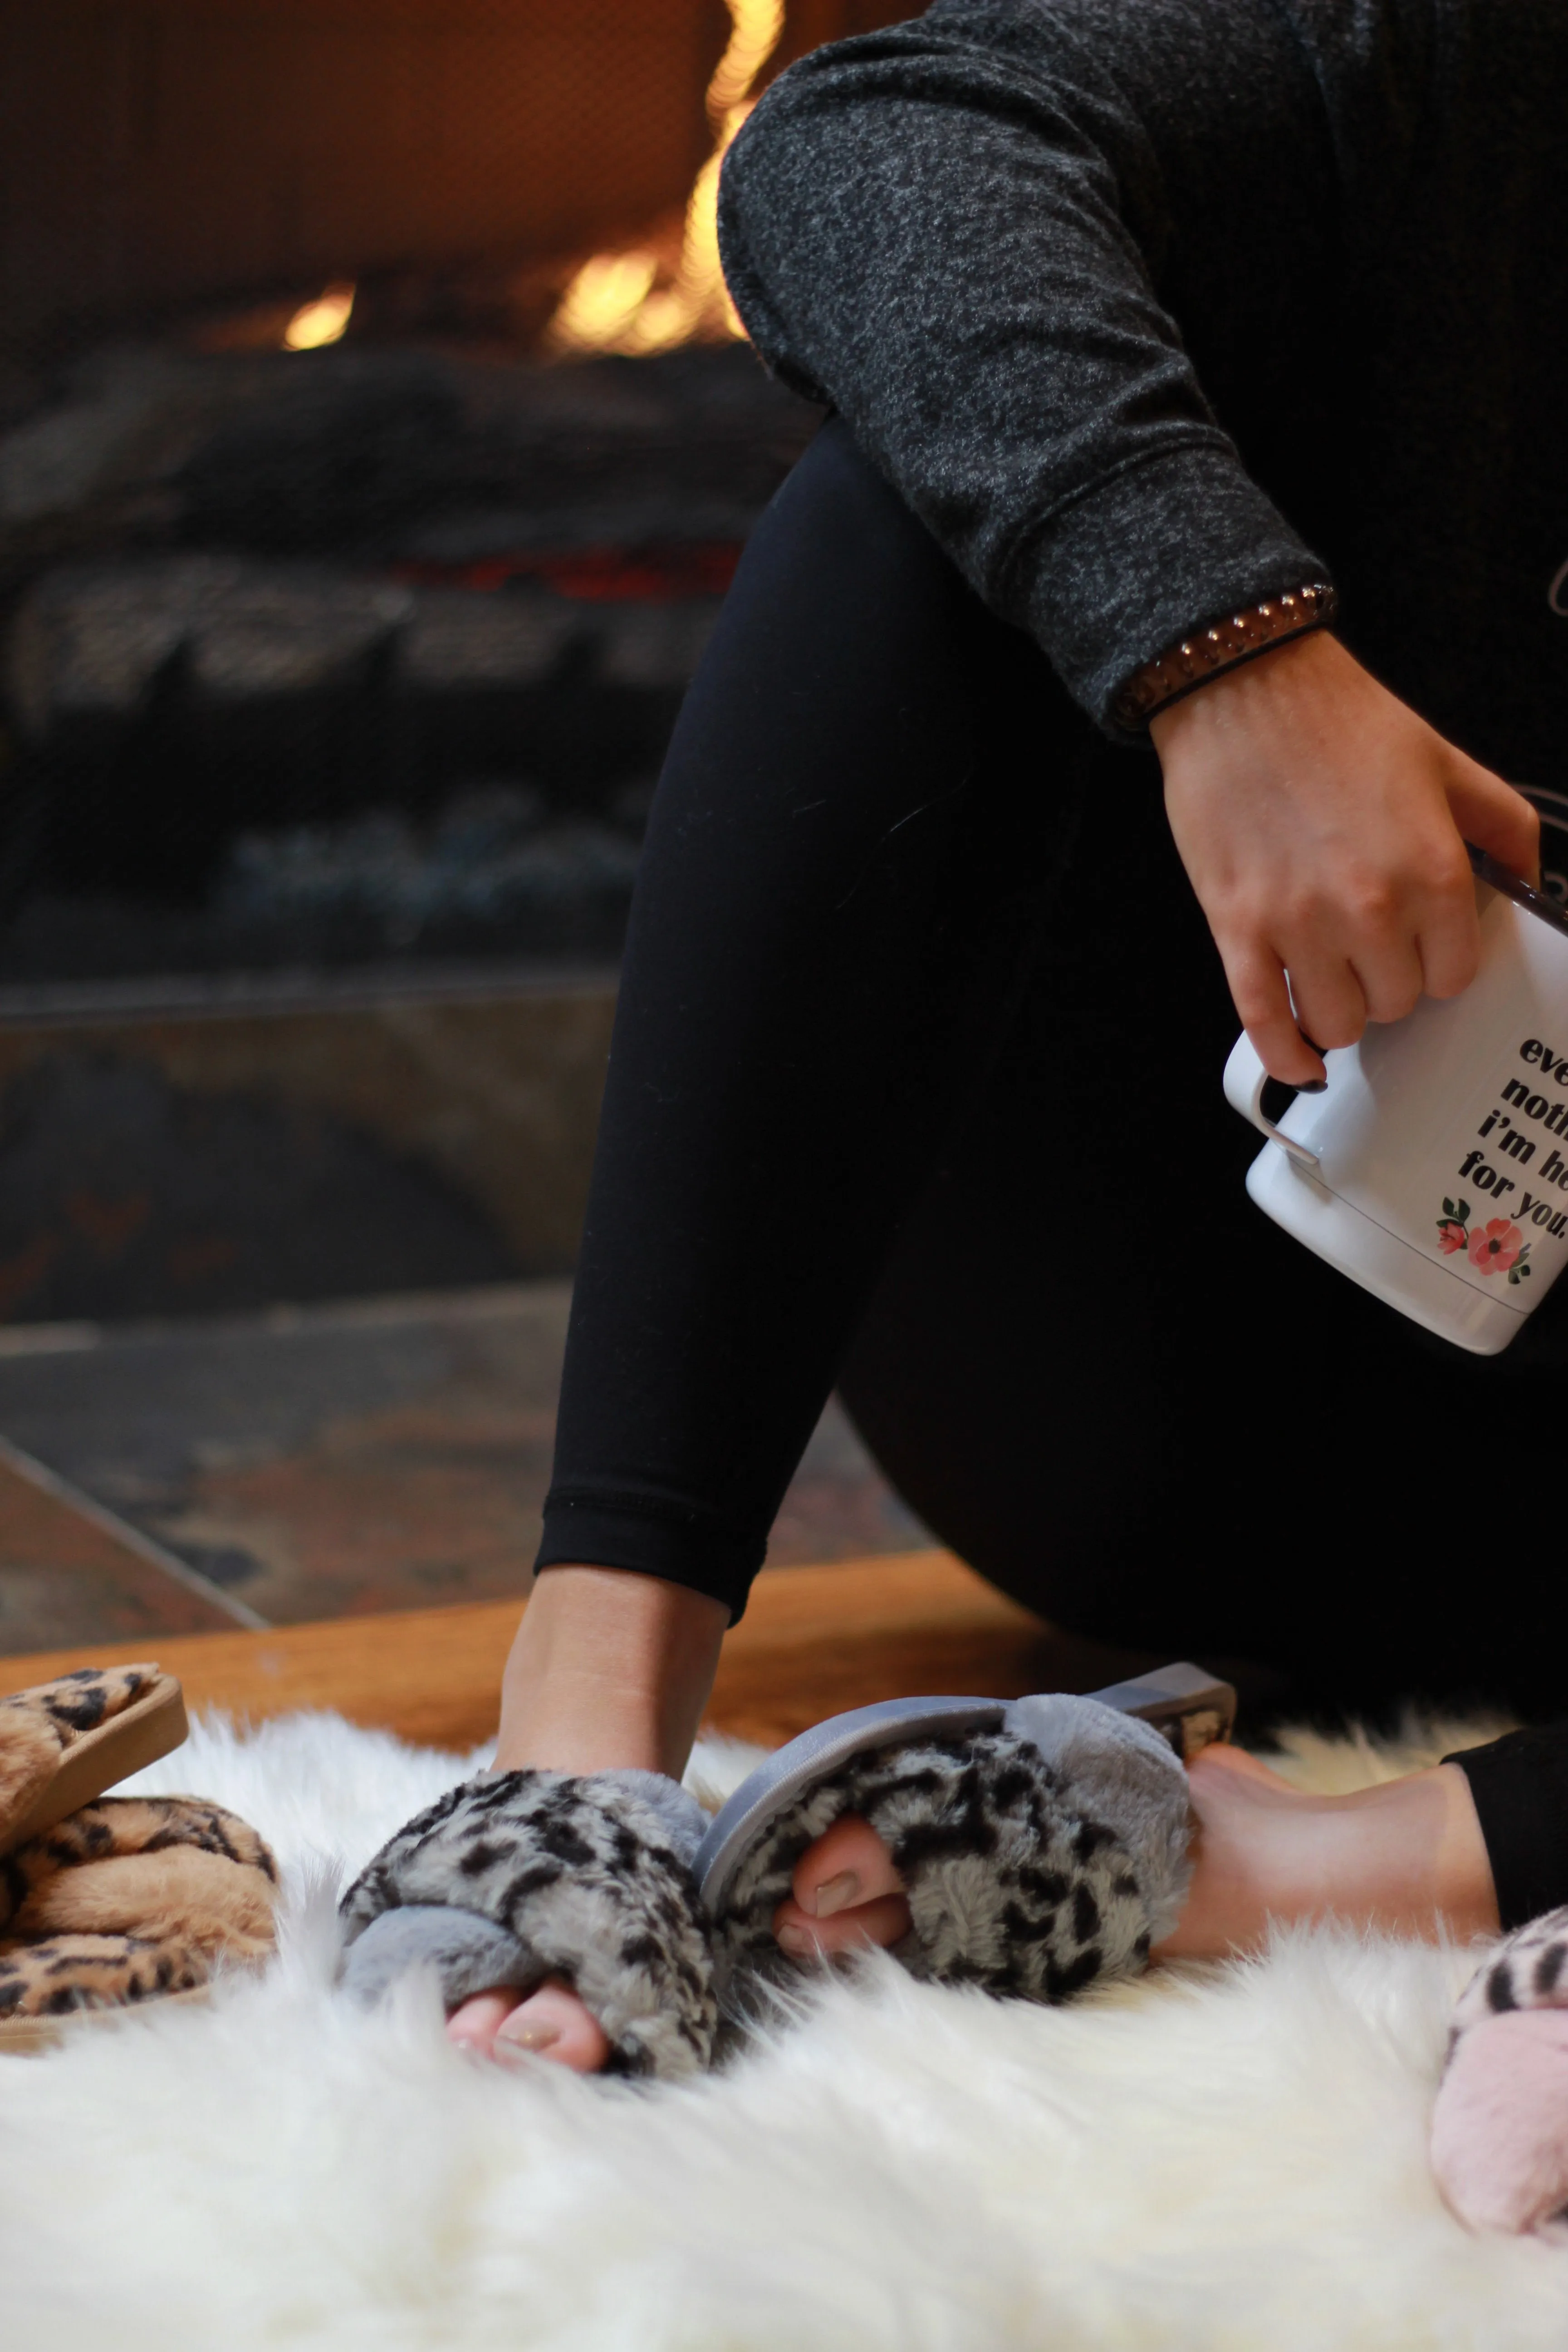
[0,1668,189,1856]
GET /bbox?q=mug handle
[1220,1033,1322,1173]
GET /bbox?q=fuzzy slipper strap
[0,1793,279,2021]
[714,1698,1191,2005]
[338,1768,717,2080]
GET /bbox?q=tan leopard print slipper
[0,1666,278,2052]
[0,1665,189,1856]
[0,1792,279,2049]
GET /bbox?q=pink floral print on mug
[1436,1199,1532,1284]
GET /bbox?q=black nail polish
[1299,1078,1328,1094]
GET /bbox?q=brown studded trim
[1112,582,1338,732]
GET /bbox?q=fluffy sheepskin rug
[5,1705,1568,2350]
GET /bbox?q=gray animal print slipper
[697,1663,1235,2007]
[337,1663,1232,2078]
[338,1767,717,2080]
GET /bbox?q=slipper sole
[0,1671,190,1857]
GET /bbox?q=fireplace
[0,0,910,983]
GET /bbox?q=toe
[779,1814,909,1957]
[493,1979,611,2073]
[446,1988,519,2058]
[773,1889,912,1960]
[792,1811,904,1917]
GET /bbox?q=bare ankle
[494,1564,728,1778]
[1156,1755,1499,1961]
[1333,1765,1499,1941]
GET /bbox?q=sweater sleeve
[718,0,1340,734]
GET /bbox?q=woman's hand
[1154,632,1540,1086]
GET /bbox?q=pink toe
[445,1989,519,2056]
[1432,2008,1568,2234]
[792,1813,903,1916]
[493,1981,611,2073]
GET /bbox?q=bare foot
[772,1741,1501,1973]
[1154,1744,1499,1957]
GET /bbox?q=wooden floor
[0,1551,1154,1752]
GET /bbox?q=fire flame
[548,0,786,357]
[284,283,356,351]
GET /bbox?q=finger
[1283,950,1369,1056]
[773,1891,913,1961]
[792,1812,903,1918]
[1448,764,1541,887]
[1413,872,1482,1001]
[493,1978,611,2073]
[1347,933,1425,1026]
[1218,940,1325,1085]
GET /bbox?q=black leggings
[538,419,1568,1747]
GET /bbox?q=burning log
[548,0,786,357]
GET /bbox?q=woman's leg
[458,415,1565,2063]
[456,418,1086,2065]
[535,416,1083,1614]
[836,735,1568,1717]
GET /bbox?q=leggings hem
[535,1498,760,1623]
[1445,1726,1568,1930]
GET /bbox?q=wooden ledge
[0,1552,1058,1753]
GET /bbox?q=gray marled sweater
[718,0,1568,768]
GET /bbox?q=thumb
[1448,763,1542,887]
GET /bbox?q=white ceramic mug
[1223,853,1568,1355]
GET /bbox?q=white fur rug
[4,1706,1568,2350]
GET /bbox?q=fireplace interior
[0,0,908,982]
[0,0,939,1631]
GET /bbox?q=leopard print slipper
[697,1664,1235,2011]
[0,1666,278,2051]
[0,1792,281,2050]
[0,1665,188,1856]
